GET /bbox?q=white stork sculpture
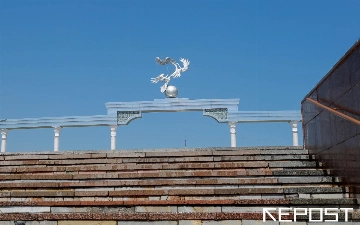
[151,57,190,93]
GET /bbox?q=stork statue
[151,57,190,98]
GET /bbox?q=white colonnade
[0,98,302,152]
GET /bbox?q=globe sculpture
[165,85,178,98]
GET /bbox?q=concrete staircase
[0,146,359,224]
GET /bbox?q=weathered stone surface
[109,190,165,196]
[311,193,345,198]
[222,206,264,212]
[146,151,212,157]
[51,207,88,213]
[20,174,73,180]
[178,206,221,213]
[214,162,268,168]
[1,222,57,225]
[242,220,279,225]
[107,152,146,158]
[179,221,244,225]
[0,147,357,224]
[118,222,177,225]
[123,156,214,163]
[0,182,59,188]
[59,221,116,225]
[16,166,67,173]
[0,206,50,213]
[0,167,18,173]
[212,150,261,156]
[0,212,297,220]
[73,173,119,179]
[260,149,308,155]
[306,223,360,225]
[290,198,357,205]
[11,190,74,197]
[215,188,283,195]
[0,191,11,197]
[74,191,109,197]
[135,206,177,213]
[214,155,309,161]
[284,187,343,193]
[279,223,306,225]
[273,169,323,176]
[56,158,121,165]
[163,163,214,169]
[278,177,333,183]
[4,155,49,160]
[0,174,21,180]
[269,161,316,168]
[178,221,202,225]
[48,154,93,159]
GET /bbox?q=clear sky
[0,0,359,152]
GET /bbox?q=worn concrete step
[0,161,277,171]
[0,176,337,189]
[0,212,290,221]
[0,147,307,160]
[0,178,279,188]
[0,211,358,221]
[0,167,276,175]
[3,154,311,164]
[0,154,312,166]
[0,187,344,198]
[1,205,360,214]
[1,198,358,207]
[6,160,317,171]
[0,166,325,179]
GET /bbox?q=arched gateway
[0,57,301,152]
[106,98,240,150]
[0,97,301,152]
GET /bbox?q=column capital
[110,125,118,131]
[289,121,299,132]
[53,126,62,132]
[1,129,9,137]
[228,122,237,134]
[53,127,62,137]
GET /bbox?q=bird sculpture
[151,57,190,93]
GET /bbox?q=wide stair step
[1,147,359,223]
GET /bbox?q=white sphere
[165,86,178,98]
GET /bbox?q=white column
[53,127,62,152]
[1,129,9,153]
[228,122,237,147]
[110,125,118,150]
[290,121,299,146]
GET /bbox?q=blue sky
[0,0,359,152]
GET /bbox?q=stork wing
[180,58,190,72]
[151,74,164,83]
[155,57,174,65]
